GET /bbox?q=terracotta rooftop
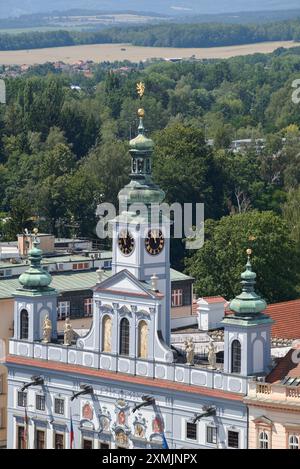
[266,348,300,383]
[265,299,300,340]
[202,296,226,304]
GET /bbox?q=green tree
[185,211,300,304]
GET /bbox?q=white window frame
[289,434,299,450]
[185,421,197,441]
[259,431,269,449]
[54,397,65,416]
[227,429,240,449]
[35,427,47,450]
[172,289,183,307]
[84,298,93,317]
[54,431,65,450]
[206,424,218,445]
[17,390,27,408]
[36,394,46,412]
[57,301,70,320]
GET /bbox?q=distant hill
[1,1,300,19]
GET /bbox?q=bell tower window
[20,309,29,340]
[231,340,241,373]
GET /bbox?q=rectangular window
[17,391,27,407]
[186,422,197,440]
[172,289,183,307]
[84,298,93,317]
[17,426,25,449]
[82,438,93,449]
[73,263,89,271]
[54,433,65,450]
[99,442,109,449]
[36,394,45,411]
[206,425,217,444]
[228,430,239,448]
[36,429,46,449]
[57,264,64,271]
[57,301,70,320]
[54,398,65,415]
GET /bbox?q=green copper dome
[19,239,53,290]
[118,109,165,209]
[129,125,154,152]
[229,253,267,316]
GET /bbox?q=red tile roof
[6,355,244,402]
[267,348,300,383]
[202,296,226,304]
[265,299,300,340]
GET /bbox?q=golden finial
[136,81,145,99]
[246,248,252,256]
[33,228,39,235]
[138,108,145,118]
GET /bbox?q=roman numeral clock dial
[118,229,135,256]
[145,229,165,256]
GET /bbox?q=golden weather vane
[136,81,145,99]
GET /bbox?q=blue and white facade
[6,108,273,450]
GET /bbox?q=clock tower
[111,100,171,345]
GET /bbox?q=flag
[70,409,74,449]
[161,431,169,450]
[24,407,29,449]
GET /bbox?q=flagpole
[24,406,29,450]
[70,407,74,449]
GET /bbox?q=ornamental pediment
[94,269,159,300]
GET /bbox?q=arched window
[119,318,130,356]
[259,431,269,449]
[138,321,148,359]
[20,309,29,340]
[289,435,299,450]
[231,340,241,373]
[102,315,112,353]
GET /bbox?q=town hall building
[5,103,274,450]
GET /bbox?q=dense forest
[1,18,300,50]
[0,47,300,302]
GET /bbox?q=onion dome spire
[118,82,165,209]
[19,230,53,291]
[229,249,267,316]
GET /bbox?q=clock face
[118,229,135,256]
[145,229,165,256]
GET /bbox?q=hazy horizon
[0,0,299,19]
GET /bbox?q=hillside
[1,1,300,19]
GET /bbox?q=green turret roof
[229,251,267,317]
[129,113,154,152]
[118,108,165,210]
[18,237,54,292]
